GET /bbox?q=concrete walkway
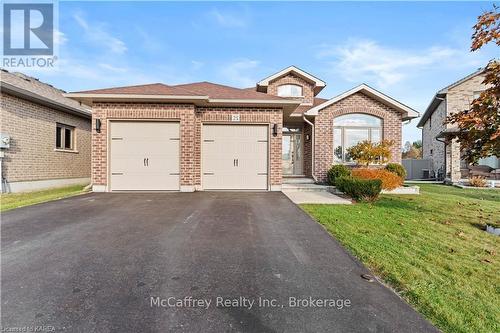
[281,183,352,204]
[282,189,352,204]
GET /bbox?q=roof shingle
[72,81,288,101]
[171,82,287,100]
[0,69,90,115]
[75,83,201,96]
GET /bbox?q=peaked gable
[305,84,419,120]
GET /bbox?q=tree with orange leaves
[445,6,500,163]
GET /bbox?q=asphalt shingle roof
[1,69,90,115]
[73,81,289,101]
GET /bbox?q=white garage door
[110,121,180,191]
[202,124,268,190]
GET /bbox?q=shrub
[352,168,403,190]
[385,163,407,179]
[469,176,487,187]
[336,177,382,202]
[327,165,351,185]
[347,140,394,166]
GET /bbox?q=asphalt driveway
[1,192,438,333]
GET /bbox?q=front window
[333,114,382,163]
[56,123,75,150]
[277,84,303,97]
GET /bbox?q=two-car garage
[109,121,269,191]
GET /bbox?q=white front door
[109,121,180,191]
[202,124,268,190]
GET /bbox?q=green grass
[302,184,500,333]
[0,185,88,212]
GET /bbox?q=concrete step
[281,183,335,192]
[282,177,315,184]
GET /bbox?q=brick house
[417,69,499,182]
[0,70,91,192]
[67,66,418,192]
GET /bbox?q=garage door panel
[110,121,180,191]
[111,174,179,191]
[202,124,268,190]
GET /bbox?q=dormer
[256,66,326,105]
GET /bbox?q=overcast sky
[15,1,498,143]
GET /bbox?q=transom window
[333,114,382,163]
[56,123,75,151]
[277,84,303,97]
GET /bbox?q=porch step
[281,183,335,192]
[282,177,315,184]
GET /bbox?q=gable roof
[305,84,419,120]
[416,68,484,128]
[66,80,300,111]
[0,69,91,118]
[256,66,326,94]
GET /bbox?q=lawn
[0,185,88,212]
[302,184,499,333]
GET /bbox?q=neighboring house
[417,69,499,182]
[0,69,92,192]
[66,66,418,192]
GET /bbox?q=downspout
[434,96,447,181]
[302,114,318,182]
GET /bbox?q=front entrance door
[282,132,303,175]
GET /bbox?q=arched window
[333,114,382,163]
[277,84,303,97]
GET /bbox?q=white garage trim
[108,120,180,191]
[201,123,270,191]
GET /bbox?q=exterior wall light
[95,119,101,133]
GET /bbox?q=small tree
[445,6,500,163]
[347,140,394,166]
[402,140,423,159]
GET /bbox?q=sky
[13,1,499,143]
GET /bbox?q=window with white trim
[333,114,382,163]
[56,123,75,151]
[277,84,303,97]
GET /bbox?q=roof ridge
[172,81,291,100]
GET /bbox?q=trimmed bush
[327,164,351,185]
[469,176,487,187]
[336,177,382,202]
[385,163,407,179]
[352,168,403,190]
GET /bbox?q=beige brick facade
[91,103,283,190]
[446,74,486,181]
[422,74,487,181]
[0,92,91,183]
[422,100,446,175]
[313,92,403,182]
